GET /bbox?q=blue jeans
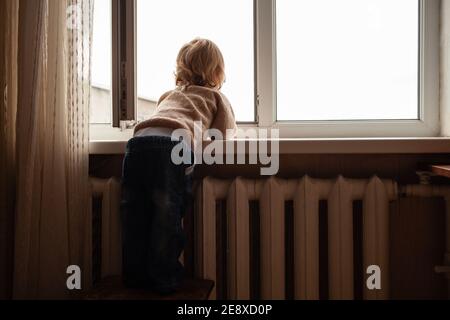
[121,136,193,293]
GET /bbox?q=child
[122,38,237,293]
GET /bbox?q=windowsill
[89,126,450,155]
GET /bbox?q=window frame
[256,0,440,138]
[111,0,136,127]
[101,0,441,138]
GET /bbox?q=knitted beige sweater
[134,85,237,140]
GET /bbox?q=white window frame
[112,0,136,127]
[91,0,441,140]
[254,0,440,138]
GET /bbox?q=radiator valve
[435,253,450,280]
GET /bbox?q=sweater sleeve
[210,93,237,139]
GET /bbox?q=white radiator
[88,176,450,300]
[195,176,398,300]
[90,178,122,278]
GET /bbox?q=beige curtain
[0,0,93,299]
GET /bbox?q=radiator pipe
[400,184,450,298]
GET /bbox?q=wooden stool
[82,276,214,300]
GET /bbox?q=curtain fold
[66,0,94,294]
[0,0,19,300]
[11,0,93,299]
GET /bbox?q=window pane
[276,0,419,121]
[90,0,112,124]
[137,0,255,122]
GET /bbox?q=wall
[442,0,450,136]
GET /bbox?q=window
[90,0,440,139]
[136,0,255,122]
[277,0,419,121]
[90,0,112,124]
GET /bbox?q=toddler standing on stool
[121,38,237,293]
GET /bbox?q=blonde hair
[175,38,225,89]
